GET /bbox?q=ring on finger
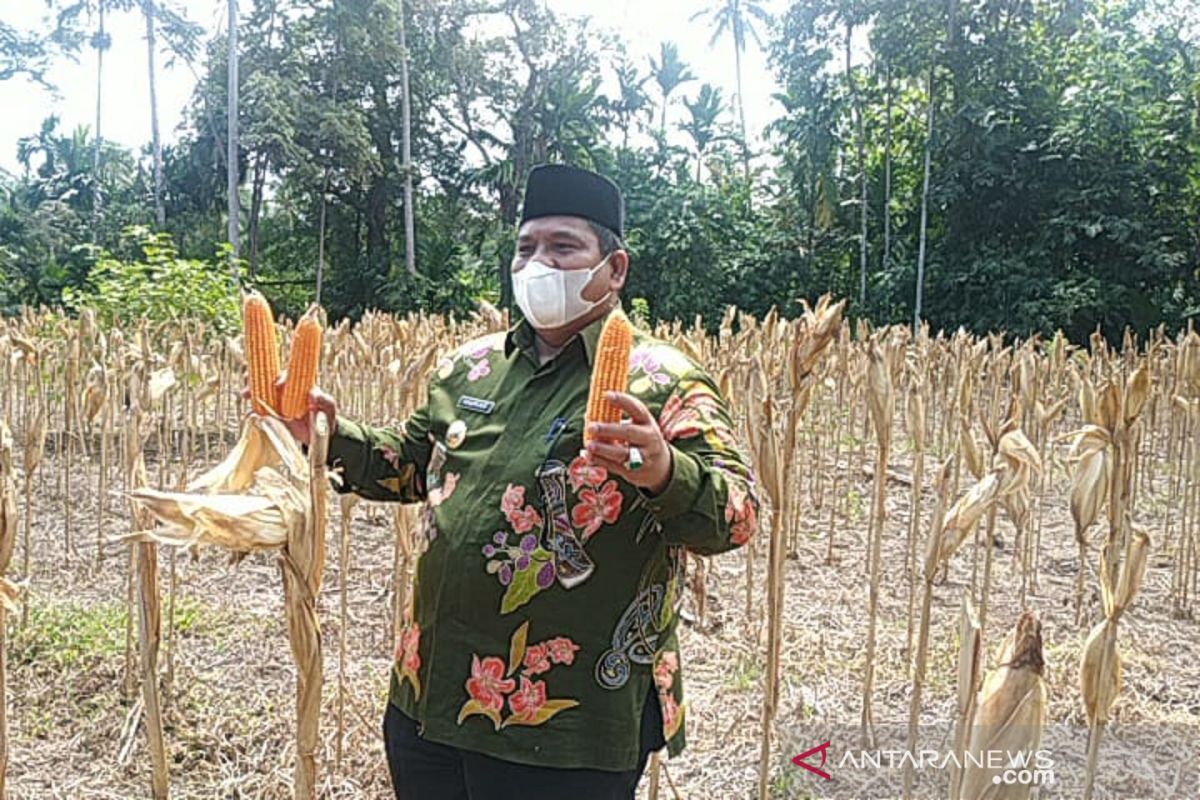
[627,445,645,471]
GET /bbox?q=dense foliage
[2,0,1197,341]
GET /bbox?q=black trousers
[383,690,665,800]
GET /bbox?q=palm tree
[397,0,416,276]
[142,0,165,227]
[679,83,724,182]
[91,0,109,243]
[914,59,936,331]
[648,42,695,137]
[609,57,652,149]
[845,16,868,308]
[227,0,240,267]
[138,1,202,229]
[689,0,770,179]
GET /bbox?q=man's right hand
[240,372,338,447]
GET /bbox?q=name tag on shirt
[457,395,496,415]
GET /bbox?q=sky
[0,0,785,176]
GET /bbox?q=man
[293,164,760,799]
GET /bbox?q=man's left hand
[583,391,673,496]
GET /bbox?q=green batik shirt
[325,302,760,771]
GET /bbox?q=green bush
[62,226,242,333]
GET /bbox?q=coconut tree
[90,0,109,243]
[648,41,695,137]
[227,0,240,266]
[397,0,416,275]
[688,0,770,178]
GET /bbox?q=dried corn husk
[936,472,1001,567]
[81,363,107,427]
[958,612,1047,800]
[1069,427,1112,544]
[866,341,894,450]
[949,598,982,800]
[126,415,308,553]
[1122,364,1151,426]
[0,420,20,609]
[1112,528,1150,614]
[1080,619,1122,725]
[961,423,985,480]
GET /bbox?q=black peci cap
[519,164,624,237]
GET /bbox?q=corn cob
[243,290,281,415]
[280,307,323,419]
[958,611,1047,800]
[584,310,634,446]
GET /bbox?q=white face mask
[511,254,612,329]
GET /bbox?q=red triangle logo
[791,741,832,781]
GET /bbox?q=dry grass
[0,309,1197,798]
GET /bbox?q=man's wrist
[644,448,674,497]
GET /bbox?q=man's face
[512,215,628,309]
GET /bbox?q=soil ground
[4,420,1197,799]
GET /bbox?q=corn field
[0,304,1197,799]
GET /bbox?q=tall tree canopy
[1,0,1197,342]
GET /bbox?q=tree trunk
[227,0,241,270]
[144,0,165,229]
[398,0,416,276]
[914,60,936,331]
[316,166,330,306]
[91,0,106,244]
[846,20,868,309]
[248,152,266,278]
[733,29,749,181]
[366,80,393,287]
[883,60,892,275]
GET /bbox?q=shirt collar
[504,300,624,368]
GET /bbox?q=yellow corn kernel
[243,289,281,416]
[280,307,323,419]
[585,310,634,446]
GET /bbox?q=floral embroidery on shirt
[501,484,543,531]
[545,636,580,666]
[522,642,552,676]
[484,530,556,613]
[457,621,580,731]
[630,347,673,388]
[468,359,491,382]
[657,379,739,452]
[653,649,685,740]
[570,479,623,540]
[724,480,758,546]
[465,655,513,720]
[628,343,692,395]
[396,622,422,700]
[435,333,505,383]
[567,453,607,492]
